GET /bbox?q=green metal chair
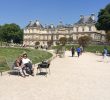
[6,60,20,76]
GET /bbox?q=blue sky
[0,0,110,28]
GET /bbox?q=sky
[0,0,110,28]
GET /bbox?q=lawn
[0,47,52,72]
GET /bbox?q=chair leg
[46,68,47,74]
[0,72,2,76]
[18,71,20,76]
[37,68,38,74]
[9,70,12,76]
[39,68,42,73]
[46,68,47,77]
[49,68,50,74]
[37,67,41,74]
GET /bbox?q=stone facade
[23,14,106,46]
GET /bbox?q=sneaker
[21,75,26,78]
[31,73,34,76]
[24,73,29,76]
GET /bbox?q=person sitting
[22,53,34,76]
[14,55,27,78]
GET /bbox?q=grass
[0,47,52,72]
[0,56,9,72]
[85,45,110,53]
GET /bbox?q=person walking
[71,47,75,57]
[80,45,83,55]
[103,47,108,62]
[76,47,81,57]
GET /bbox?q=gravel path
[0,51,110,100]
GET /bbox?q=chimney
[59,21,63,25]
[36,20,40,25]
[29,20,33,26]
[80,15,84,19]
[91,14,95,20]
[50,24,54,28]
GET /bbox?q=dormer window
[36,20,40,26]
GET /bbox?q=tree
[59,37,67,45]
[96,3,110,41]
[35,41,40,45]
[0,23,23,43]
[35,41,40,49]
[67,37,73,44]
[78,36,92,49]
[0,25,3,46]
[47,40,53,48]
[106,31,110,41]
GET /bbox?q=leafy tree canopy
[35,41,40,46]
[78,36,92,48]
[59,37,67,46]
[47,40,53,47]
[0,23,23,43]
[67,37,73,43]
[96,3,110,31]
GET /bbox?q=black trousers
[25,63,33,74]
[72,52,74,57]
[77,52,80,57]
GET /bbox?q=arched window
[76,27,78,32]
[89,26,91,31]
[82,27,84,32]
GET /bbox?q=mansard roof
[74,14,96,26]
[56,21,73,29]
[57,21,65,28]
[48,25,55,29]
[65,24,73,28]
[25,14,96,29]
[26,21,34,27]
[26,20,43,28]
[44,24,55,30]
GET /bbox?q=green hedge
[85,45,110,53]
[52,44,110,53]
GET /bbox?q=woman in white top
[22,53,34,76]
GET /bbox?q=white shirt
[22,58,31,65]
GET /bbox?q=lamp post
[29,37,30,48]
[11,39,13,43]
[50,24,54,45]
[11,39,13,47]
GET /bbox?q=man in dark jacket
[71,47,75,57]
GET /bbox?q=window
[76,27,78,32]
[89,26,91,31]
[82,28,84,32]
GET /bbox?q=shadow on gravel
[36,72,47,76]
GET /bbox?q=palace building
[23,14,106,46]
